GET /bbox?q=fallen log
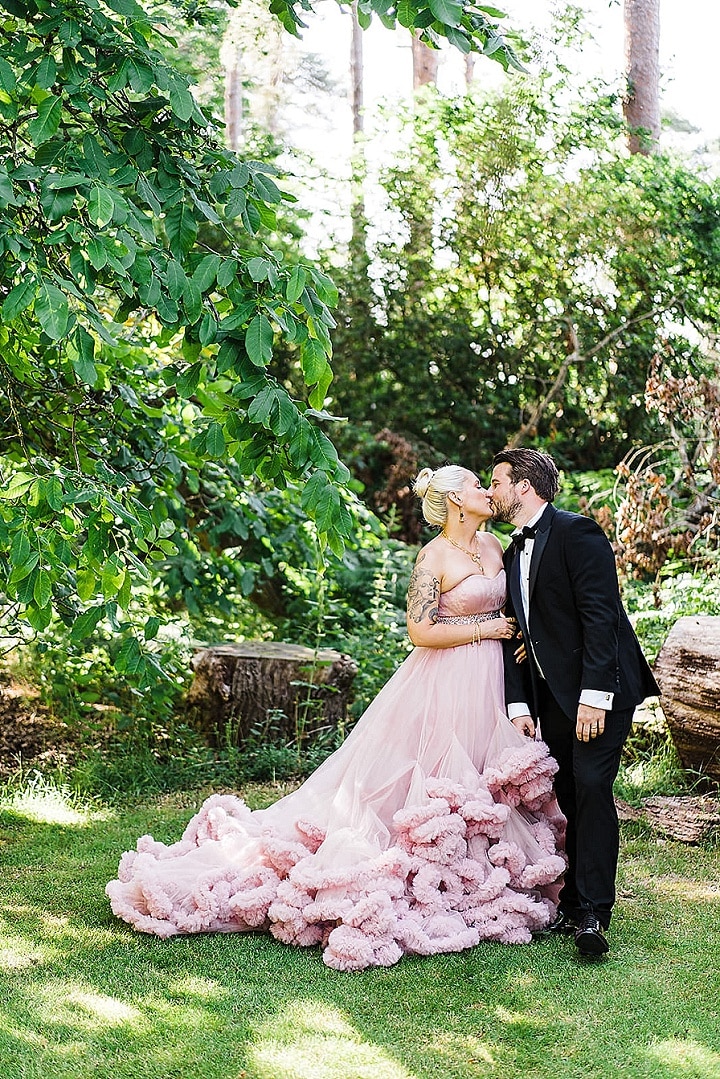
[186,640,358,748]
[616,795,720,843]
[653,615,720,781]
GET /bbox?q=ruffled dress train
[107,571,566,970]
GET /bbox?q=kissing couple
[107,449,658,968]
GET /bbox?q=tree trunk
[350,3,364,136]
[186,641,358,748]
[653,616,720,781]
[623,0,661,154]
[223,37,243,151]
[411,35,440,89]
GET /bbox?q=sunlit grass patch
[249,1000,416,1079]
[646,1039,720,1076]
[1,771,109,827]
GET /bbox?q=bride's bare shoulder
[413,535,446,567]
[477,531,505,554]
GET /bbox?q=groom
[489,448,659,957]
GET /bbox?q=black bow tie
[511,525,538,550]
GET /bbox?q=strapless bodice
[437,570,506,618]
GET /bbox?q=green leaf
[252,172,282,204]
[35,282,69,340]
[166,259,187,300]
[0,56,16,94]
[183,278,203,324]
[286,266,307,304]
[301,338,330,385]
[0,166,15,208]
[169,87,195,122]
[104,0,145,14]
[247,385,277,427]
[309,270,339,307]
[8,552,40,585]
[2,278,37,321]
[165,203,198,257]
[76,567,96,602]
[176,361,202,398]
[70,605,104,641]
[245,313,274,366]
[42,476,64,512]
[36,55,57,90]
[217,259,238,288]
[143,615,161,641]
[205,421,226,457]
[86,236,108,270]
[0,472,36,501]
[27,95,62,146]
[300,470,329,513]
[444,25,471,52]
[192,253,221,291]
[313,485,342,533]
[229,162,249,188]
[287,418,313,470]
[397,0,415,28]
[102,558,126,599]
[247,257,271,283]
[26,603,53,632]
[9,530,31,567]
[87,186,115,228]
[269,392,299,438]
[428,0,463,25]
[33,568,52,609]
[72,353,98,386]
[199,310,217,346]
[114,635,143,675]
[309,363,334,410]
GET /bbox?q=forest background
[1,0,719,802]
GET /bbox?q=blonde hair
[413,465,468,527]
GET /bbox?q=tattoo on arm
[407,560,440,624]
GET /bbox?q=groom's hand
[511,714,535,738]
[576,704,606,742]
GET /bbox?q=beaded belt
[435,610,502,625]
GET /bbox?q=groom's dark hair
[492,449,560,502]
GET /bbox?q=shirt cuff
[580,689,614,710]
[507,702,533,720]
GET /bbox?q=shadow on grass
[2,808,720,1079]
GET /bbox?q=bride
[107,465,566,970]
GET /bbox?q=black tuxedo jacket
[502,504,659,722]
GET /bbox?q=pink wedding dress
[107,570,566,970]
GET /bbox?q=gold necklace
[442,531,484,570]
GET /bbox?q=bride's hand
[483,616,517,640]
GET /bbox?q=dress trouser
[536,679,633,929]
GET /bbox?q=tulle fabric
[107,571,566,970]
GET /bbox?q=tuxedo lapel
[506,543,529,639]
[528,504,554,601]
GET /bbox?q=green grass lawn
[1,782,719,1079]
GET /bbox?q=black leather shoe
[534,908,578,937]
[574,912,609,956]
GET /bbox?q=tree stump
[654,616,720,781]
[186,641,358,748]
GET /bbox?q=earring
[459,509,465,522]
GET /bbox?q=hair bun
[413,467,434,499]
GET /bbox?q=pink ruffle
[107,760,565,970]
[485,743,560,811]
